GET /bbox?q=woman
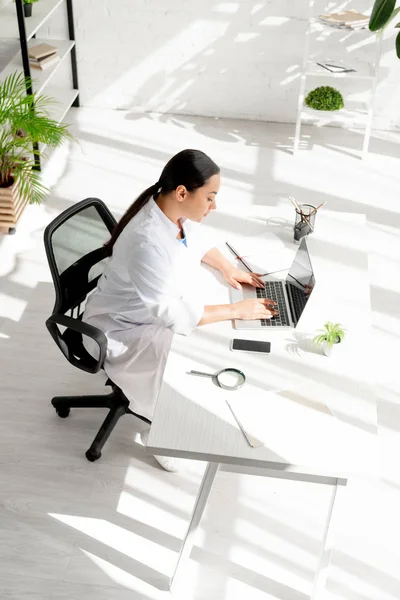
[83,149,277,470]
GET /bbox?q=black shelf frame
[14,0,80,170]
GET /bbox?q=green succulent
[23,0,39,5]
[313,322,346,348]
[305,86,344,111]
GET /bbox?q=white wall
[47,0,400,129]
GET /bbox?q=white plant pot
[322,342,333,357]
[322,338,341,357]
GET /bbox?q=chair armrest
[46,313,107,374]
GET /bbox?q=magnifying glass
[188,368,246,391]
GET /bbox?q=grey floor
[0,109,399,599]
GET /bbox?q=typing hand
[233,298,279,320]
[222,266,265,290]
[304,283,313,296]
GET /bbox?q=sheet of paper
[228,232,293,274]
[226,387,336,450]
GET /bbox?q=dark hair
[104,149,220,255]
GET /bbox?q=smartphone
[231,338,271,354]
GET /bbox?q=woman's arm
[199,249,277,326]
[201,247,233,273]
[198,298,278,326]
[201,247,264,290]
[197,303,236,326]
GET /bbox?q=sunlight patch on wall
[89,19,230,110]
[213,2,239,14]
[234,32,259,43]
[260,16,291,26]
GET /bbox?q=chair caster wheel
[55,407,70,418]
[86,449,101,462]
[8,227,16,235]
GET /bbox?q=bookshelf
[294,2,382,159]
[40,86,78,152]
[0,0,79,170]
[0,0,65,40]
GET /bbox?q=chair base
[51,383,151,462]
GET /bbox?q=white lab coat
[83,198,212,420]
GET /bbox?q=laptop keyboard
[256,281,291,327]
[287,283,308,321]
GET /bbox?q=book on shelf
[30,55,60,70]
[29,51,58,65]
[318,10,369,30]
[28,43,58,61]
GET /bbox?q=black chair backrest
[44,198,116,314]
[44,198,117,373]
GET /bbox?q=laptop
[231,238,315,330]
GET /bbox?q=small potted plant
[23,0,39,18]
[305,86,344,111]
[313,321,346,357]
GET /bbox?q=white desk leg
[311,478,347,600]
[170,461,219,590]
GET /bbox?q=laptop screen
[286,239,315,320]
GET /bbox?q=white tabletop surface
[147,206,377,480]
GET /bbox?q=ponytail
[104,183,159,256]
[104,149,219,256]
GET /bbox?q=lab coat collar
[147,198,181,236]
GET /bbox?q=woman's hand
[198,298,278,326]
[222,266,264,290]
[233,298,278,320]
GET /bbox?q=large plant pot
[23,3,32,17]
[0,178,28,234]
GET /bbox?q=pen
[288,195,301,211]
[226,400,255,447]
[310,201,327,216]
[226,242,253,272]
[258,268,289,278]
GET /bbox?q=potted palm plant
[0,71,72,234]
[313,322,346,357]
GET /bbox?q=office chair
[44,197,151,462]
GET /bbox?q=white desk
[147,207,377,598]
